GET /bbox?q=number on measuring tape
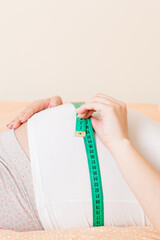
[71,102,104,227]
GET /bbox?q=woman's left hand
[7,95,63,129]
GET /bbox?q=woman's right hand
[7,95,63,129]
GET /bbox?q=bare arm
[65,92,160,233]
[109,138,160,233]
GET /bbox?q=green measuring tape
[71,102,104,227]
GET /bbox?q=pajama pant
[0,129,44,232]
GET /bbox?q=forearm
[108,139,160,233]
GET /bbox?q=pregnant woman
[1,93,160,233]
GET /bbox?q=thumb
[49,95,63,107]
[91,116,103,136]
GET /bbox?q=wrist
[106,138,132,156]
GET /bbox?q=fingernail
[19,117,22,122]
[7,123,14,128]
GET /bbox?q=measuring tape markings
[71,102,104,227]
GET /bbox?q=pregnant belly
[26,103,151,230]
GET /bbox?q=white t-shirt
[27,103,157,230]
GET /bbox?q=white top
[27,103,156,230]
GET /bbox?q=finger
[76,102,111,118]
[76,94,124,116]
[6,109,26,127]
[9,107,37,127]
[77,109,95,119]
[7,99,50,128]
[22,98,50,114]
[83,93,125,108]
[9,106,35,126]
[20,98,50,119]
[7,120,16,129]
[11,119,22,129]
[76,95,119,115]
[7,96,63,128]
[19,108,37,123]
[86,94,122,107]
[33,98,50,111]
[76,97,115,114]
[7,102,42,127]
[85,96,116,107]
[96,93,126,106]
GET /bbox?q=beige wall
[0,0,160,103]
